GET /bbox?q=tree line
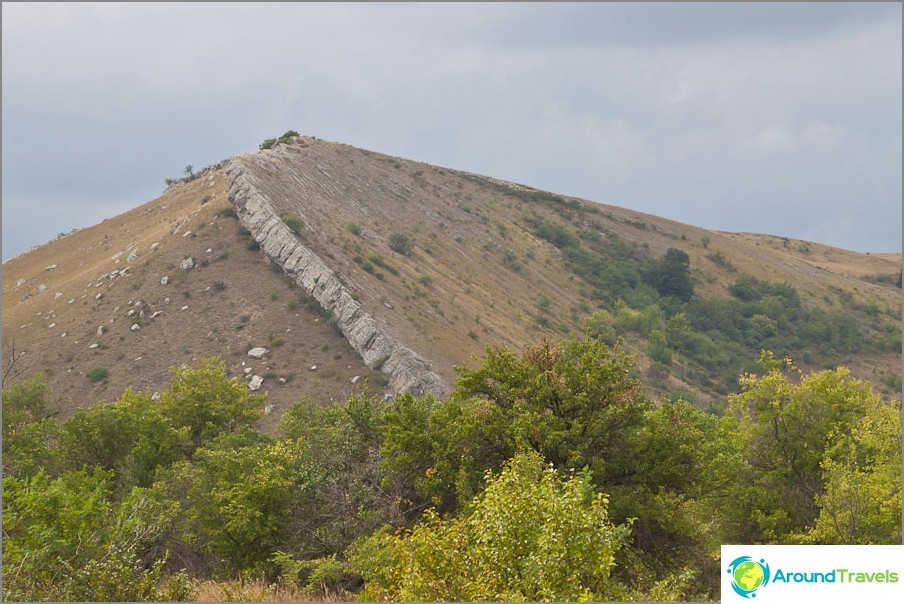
[2,338,900,601]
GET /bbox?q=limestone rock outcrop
[226,156,449,398]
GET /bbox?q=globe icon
[733,560,765,592]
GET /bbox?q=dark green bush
[282,215,304,235]
[388,233,412,255]
[87,367,109,383]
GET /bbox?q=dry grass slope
[3,135,900,415]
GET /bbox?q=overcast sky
[2,2,901,261]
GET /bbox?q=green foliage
[281,215,304,235]
[721,352,883,542]
[348,222,362,236]
[357,451,631,602]
[644,248,694,301]
[260,130,300,150]
[418,274,434,286]
[388,233,412,255]
[2,468,192,601]
[585,309,618,345]
[57,389,190,491]
[456,338,647,480]
[87,366,109,383]
[277,392,393,557]
[367,252,399,275]
[150,432,312,570]
[795,398,901,544]
[157,357,263,447]
[381,338,648,515]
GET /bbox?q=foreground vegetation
[2,338,900,601]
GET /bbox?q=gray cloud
[2,3,900,260]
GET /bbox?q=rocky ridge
[226,156,450,398]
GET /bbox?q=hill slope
[3,135,901,417]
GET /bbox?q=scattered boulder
[351,375,361,385]
[37,284,47,293]
[126,251,139,263]
[160,276,169,285]
[277,377,286,384]
[97,326,105,336]
[94,293,103,300]
[88,343,99,349]
[130,324,140,332]
[244,367,253,374]
[54,292,63,299]
[150,242,160,252]
[309,365,317,371]
[247,347,269,359]
[151,392,161,401]
[45,264,58,271]
[263,404,274,414]
[248,375,264,391]
[16,278,26,287]
[181,257,194,271]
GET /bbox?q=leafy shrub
[87,366,109,383]
[1,468,192,601]
[348,222,362,236]
[282,215,304,235]
[355,450,631,602]
[260,130,300,150]
[157,358,263,447]
[388,233,412,255]
[418,274,434,286]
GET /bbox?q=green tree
[151,430,315,571]
[2,468,190,601]
[796,397,901,544]
[157,358,263,448]
[644,247,694,301]
[355,451,631,602]
[2,375,61,477]
[57,388,189,491]
[278,392,396,557]
[454,337,647,485]
[721,352,879,542]
[388,233,412,255]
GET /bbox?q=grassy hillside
[2,135,900,415]
[240,136,901,406]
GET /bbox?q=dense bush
[388,233,412,255]
[2,341,899,601]
[281,215,304,235]
[355,451,631,602]
[87,366,109,383]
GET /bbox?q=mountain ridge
[2,135,900,418]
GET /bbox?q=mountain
[2,135,901,419]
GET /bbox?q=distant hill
[3,135,900,419]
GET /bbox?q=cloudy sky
[2,2,901,261]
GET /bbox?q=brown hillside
[2,135,901,417]
[1,165,385,427]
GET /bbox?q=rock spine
[226,157,449,398]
